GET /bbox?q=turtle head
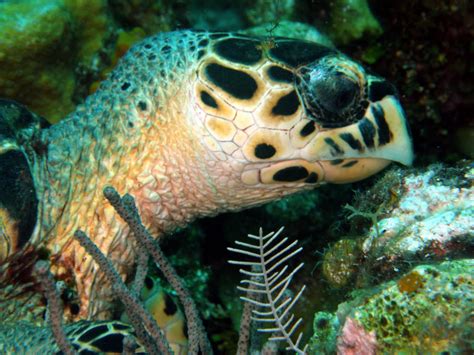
[291,53,414,183]
[193,35,412,190]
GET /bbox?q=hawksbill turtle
[0,30,413,352]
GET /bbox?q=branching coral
[34,260,75,355]
[74,229,171,354]
[101,186,212,354]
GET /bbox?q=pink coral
[337,318,377,355]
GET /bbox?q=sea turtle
[0,30,412,351]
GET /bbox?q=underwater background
[0,0,472,353]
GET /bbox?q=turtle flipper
[0,99,43,262]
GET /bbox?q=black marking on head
[305,172,318,183]
[214,38,262,65]
[205,63,257,100]
[74,323,96,336]
[138,101,147,111]
[91,333,125,353]
[78,325,108,343]
[121,82,130,91]
[342,160,358,168]
[164,293,178,316]
[269,40,335,67]
[358,118,376,148]
[330,159,344,165]
[368,80,397,102]
[273,166,309,182]
[0,150,38,250]
[161,45,171,53]
[300,121,316,137]
[200,90,218,108]
[199,39,209,48]
[255,143,276,159]
[267,66,294,83]
[324,137,344,155]
[113,322,130,331]
[339,133,363,151]
[272,91,299,116]
[148,53,157,61]
[197,50,206,60]
[144,44,152,49]
[372,105,392,145]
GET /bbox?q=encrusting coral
[342,260,473,353]
[307,260,473,353]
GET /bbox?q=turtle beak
[302,95,414,183]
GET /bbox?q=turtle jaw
[301,95,413,184]
[318,158,392,184]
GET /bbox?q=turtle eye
[296,56,368,128]
[313,72,359,114]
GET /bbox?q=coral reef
[107,0,178,34]
[339,259,473,353]
[336,318,377,355]
[359,163,473,275]
[321,162,473,288]
[322,238,361,288]
[244,0,295,27]
[186,0,245,31]
[0,0,111,122]
[312,162,473,352]
[324,0,382,45]
[307,311,339,354]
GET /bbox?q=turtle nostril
[313,73,358,114]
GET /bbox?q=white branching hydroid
[228,227,308,354]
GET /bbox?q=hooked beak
[302,96,414,183]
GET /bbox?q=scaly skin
[33,31,319,320]
[0,30,413,350]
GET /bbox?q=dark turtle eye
[296,57,367,128]
[313,72,359,114]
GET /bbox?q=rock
[360,162,473,275]
[321,162,473,287]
